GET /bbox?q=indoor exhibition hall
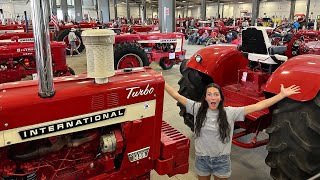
[0,0,319,179]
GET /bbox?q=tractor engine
[154,42,175,52]
[0,25,189,179]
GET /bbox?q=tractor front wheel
[114,43,149,70]
[266,92,320,179]
[177,68,213,131]
[159,57,174,70]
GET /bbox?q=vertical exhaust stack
[30,0,55,98]
[0,9,5,25]
[82,29,115,84]
[24,11,29,33]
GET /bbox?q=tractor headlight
[195,55,202,63]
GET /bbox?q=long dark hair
[194,83,230,143]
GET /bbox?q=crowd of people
[187,29,240,46]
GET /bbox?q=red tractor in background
[44,21,98,55]
[0,21,98,55]
[179,27,320,179]
[1,23,185,71]
[0,24,24,33]
[196,20,240,39]
[271,30,320,58]
[0,41,75,83]
[113,32,186,70]
[270,23,320,58]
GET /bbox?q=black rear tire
[266,92,320,180]
[179,59,188,74]
[177,68,213,131]
[56,29,85,55]
[114,42,149,70]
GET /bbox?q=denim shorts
[70,41,76,49]
[195,154,231,178]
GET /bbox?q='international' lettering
[18,109,126,140]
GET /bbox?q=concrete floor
[66,41,273,180]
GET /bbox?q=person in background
[164,82,300,180]
[197,30,209,45]
[231,33,242,45]
[188,30,199,45]
[216,34,227,44]
[242,20,249,27]
[68,28,80,57]
[225,31,233,43]
[307,19,315,30]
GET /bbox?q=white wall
[207,3,223,18]
[259,1,290,18]
[190,7,201,19]
[0,2,32,20]
[223,4,234,18]
[1,0,319,21]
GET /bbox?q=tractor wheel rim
[118,53,143,69]
[163,58,173,67]
[63,35,82,51]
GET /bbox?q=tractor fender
[264,54,320,101]
[186,44,248,86]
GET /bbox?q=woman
[164,82,300,180]
[68,28,80,56]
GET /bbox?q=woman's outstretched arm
[164,82,187,106]
[244,84,300,115]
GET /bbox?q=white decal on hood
[126,84,154,99]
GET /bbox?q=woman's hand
[280,84,301,97]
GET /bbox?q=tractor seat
[268,46,287,55]
[247,53,288,65]
[240,27,288,65]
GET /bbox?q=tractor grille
[91,94,104,110]
[106,93,119,107]
[91,93,119,110]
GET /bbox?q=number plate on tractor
[169,53,175,59]
[127,147,150,162]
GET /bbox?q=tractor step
[223,84,269,121]
[155,121,190,177]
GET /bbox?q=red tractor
[0,41,74,83]
[45,21,98,55]
[0,5,190,178]
[197,20,240,39]
[179,27,320,179]
[271,27,320,58]
[113,32,186,70]
[0,21,98,55]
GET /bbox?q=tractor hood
[0,67,164,147]
[114,32,184,44]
